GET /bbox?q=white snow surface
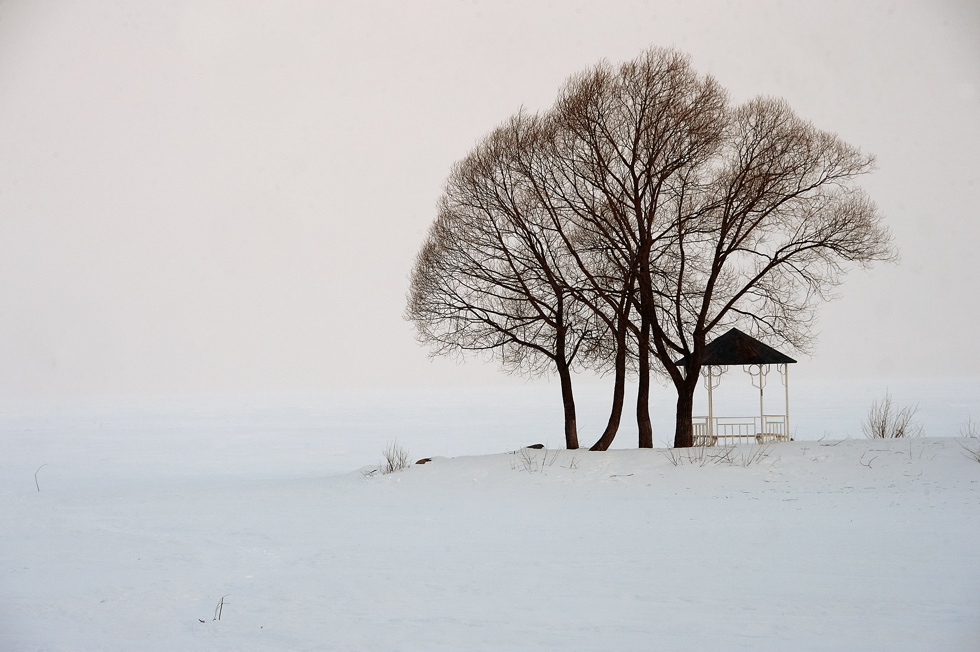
[2,382,979,650]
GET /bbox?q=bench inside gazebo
[681,328,797,446]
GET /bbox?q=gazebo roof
[677,328,797,366]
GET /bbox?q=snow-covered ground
[2,380,979,650]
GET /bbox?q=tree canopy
[407,47,893,449]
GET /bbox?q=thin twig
[34,464,47,492]
[214,595,228,621]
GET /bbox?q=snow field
[2,432,979,650]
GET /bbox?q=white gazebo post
[748,364,769,437]
[702,365,724,438]
[707,366,714,437]
[780,363,791,439]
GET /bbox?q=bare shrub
[960,442,980,463]
[738,444,773,467]
[380,441,411,475]
[513,447,538,472]
[958,418,980,462]
[662,443,772,468]
[862,391,922,438]
[511,446,563,473]
[662,444,712,467]
[959,417,979,439]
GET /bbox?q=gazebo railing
[692,414,791,446]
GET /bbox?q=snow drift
[2,429,978,650]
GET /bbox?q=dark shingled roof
[676,328,797,366]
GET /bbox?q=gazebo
[678,328,797,446]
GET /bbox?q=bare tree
[537,51,893,448]
[409,47,894,451]
[407,114,597,449]
[649,96,895,446]
[538,48,729,449]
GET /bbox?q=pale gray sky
[0,0,977,398]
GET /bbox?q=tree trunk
[556,360,579,449]
[590,324,629,451]
[634,235,654,449]
[673,379,696,448]
[590,363,626,451]
[636,316,653,448]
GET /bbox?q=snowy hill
[2,435,978,650]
